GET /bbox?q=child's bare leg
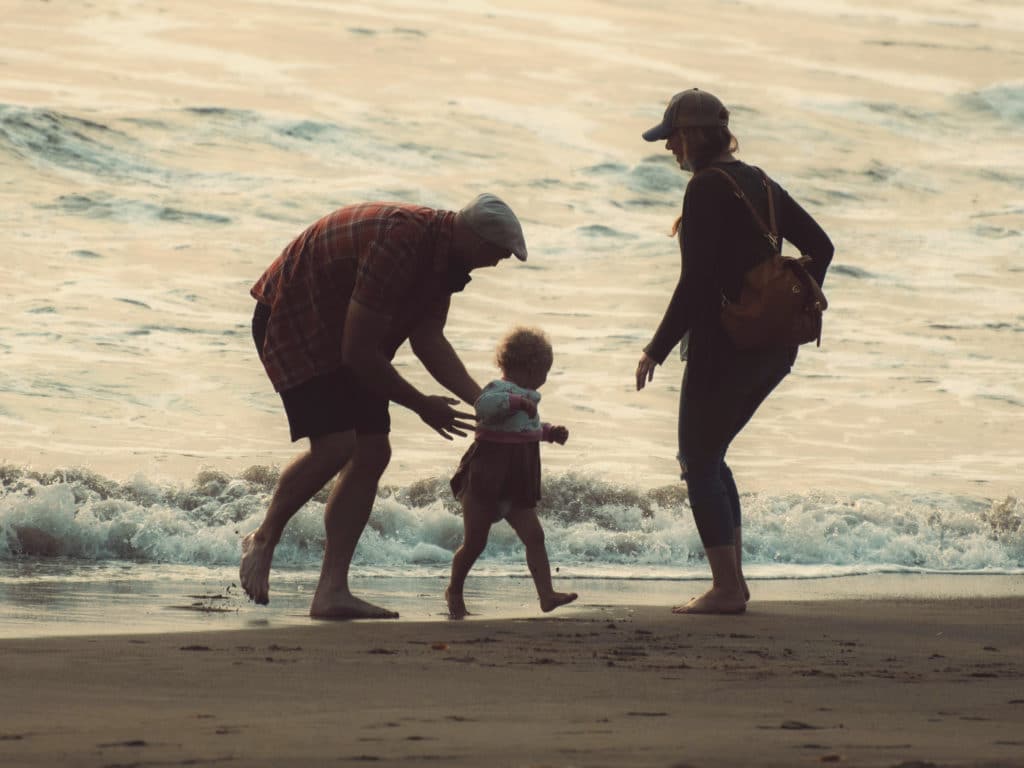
[446,494,493,619]
[506,506,577,613]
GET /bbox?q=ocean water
[1,0,1022,635]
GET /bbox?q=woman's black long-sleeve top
[644,160,834,397]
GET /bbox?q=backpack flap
[699,166,828,349]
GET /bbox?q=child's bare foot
[672,587,746,615]
[445,586,468,619]
[540,591,578,613]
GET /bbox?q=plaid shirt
[251,203,457,392]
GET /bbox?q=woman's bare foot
[309,592,399,620]
[540,591,578,613]
[672,587,746,615]
[445,587,468,619]
[239,530,274,605]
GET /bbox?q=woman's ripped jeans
[678,351,792,548]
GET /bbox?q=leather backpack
[699,166,828,350]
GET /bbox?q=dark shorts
[252,303,390,441]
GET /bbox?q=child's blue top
[474,379,554,443]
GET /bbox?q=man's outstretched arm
[409,312,482,406]
[343,301,474,439]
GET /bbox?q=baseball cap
[458,193,527,261]
[642,88,729,142]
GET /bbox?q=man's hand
[418,395,475,440]
[635,352,658,392]
[548,425,569,445]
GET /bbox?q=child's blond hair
[495,326,553,376]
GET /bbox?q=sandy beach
[2,597,1022,768]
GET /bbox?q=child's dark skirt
[450,439,542,519]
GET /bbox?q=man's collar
[435,210,471,293]
[447,253,472,293]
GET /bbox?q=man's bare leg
[310,433,398,619]
[673,544,746,614]
[240,432,356,604]
[507,507,577,613]
[446,495,493,619]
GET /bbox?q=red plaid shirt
[251,203,456,392]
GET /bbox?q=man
[240,193,527,619]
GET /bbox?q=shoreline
[2,597,1022,767]
[2,570,1022,641]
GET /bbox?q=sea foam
[1,465,1020,578]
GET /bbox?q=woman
[635,88,834,614]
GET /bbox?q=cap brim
[642,122,672,142]
[514,250,527,262]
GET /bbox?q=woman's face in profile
[666,130,691,171]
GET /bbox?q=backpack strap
[698,166,779,252]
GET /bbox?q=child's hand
[509,394,537,418]
[548,425,569,445]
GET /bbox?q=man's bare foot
[309,592,399,620]
[445,586,468,619]
[672,587,746,615]
[239,530,274,605]
[540,591,578,613]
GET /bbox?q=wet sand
[2,598,1022,767]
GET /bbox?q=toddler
[446,327,577,618]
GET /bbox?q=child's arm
[507,393,537,418]
[542,423,569,445]
[475,388,537,421]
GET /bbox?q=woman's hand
[635,352,658,392]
